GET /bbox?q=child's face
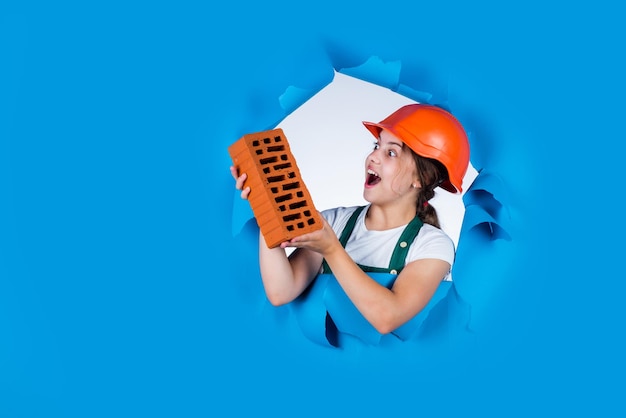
[363,130,419,204]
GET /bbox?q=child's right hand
[230,166,251,200]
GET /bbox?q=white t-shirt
[321,205,455,280]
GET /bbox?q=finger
[229,165,239,180]
[240,186,250,200]
[283,236,312,248]
[230,166,248,188]
[291,231,318,242]
[280,241,304,250]
[235,173,247,190]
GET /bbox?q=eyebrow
[377,137,404,149]
[385,140,404,148]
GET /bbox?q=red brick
[228,128,323,248]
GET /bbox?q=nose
[368,148,381,164]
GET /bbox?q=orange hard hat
[363,104,470,193]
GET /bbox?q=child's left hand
[279,215,340,257]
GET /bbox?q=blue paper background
[2,1,625,417]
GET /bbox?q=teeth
[367,169,379,177]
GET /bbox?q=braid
[413,154,447,228]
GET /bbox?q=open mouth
[366,169,381,186]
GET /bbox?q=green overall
[291,205,454,347]
[321,205,424,276]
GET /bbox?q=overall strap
[387,215,423,273]
[338,206,366,246]
[322,206,366,274]
[322,206,424,275]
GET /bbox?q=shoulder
[409,224,456,266]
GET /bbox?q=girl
[230,104,470,341]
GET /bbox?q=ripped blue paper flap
[279,85,321,115]
[461,170,512,241]
[464,170,509,204]
[462,204,512,241]
[463,189,504,218]
[290,274,336,348]
[324,273,396,346]
[393,280,453,341]
[293,272,463,347]
[396,83,434,104]
[339,56,401,91]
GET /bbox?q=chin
[362,189,376,202]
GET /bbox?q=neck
[364,203,417,231]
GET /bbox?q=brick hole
[307,219,316,225]
[278,205,286,211]
[252,140,260,146]
[263,137,271,144]
[296,191,304,198]
[283,182,300,191]
[260,156,278,165]
[287,172,296,178]
[283,213,302,222]
[303,210,311,216]
[270,187,279,193]
[275,193,293,203]
[273,136,282,142]
[280,154,288,161]
[297,222,305,229]
[267,174,286,183]
[289,200,307,210]
[286,225,294,231]
[274,163,292,170]
[267,145,285,152]
[255,149,264,155]
[263,167,271,174]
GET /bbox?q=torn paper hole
[230,54,510,348]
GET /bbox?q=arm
[230,166,323,306]
[325,249,450,334]
[258,237,323,306]
[287,222,450,334]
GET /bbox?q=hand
[230,166,251,200]
[279,216,341,257]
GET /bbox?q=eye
[373,142,380,150]
[388,149,397,157]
